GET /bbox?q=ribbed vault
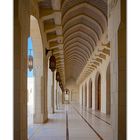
[62,0,107,82]
[38,0,108,87]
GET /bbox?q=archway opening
[95,73,101,111]
[28,15,44,138]
[106,63,111,114]
[85,83,87,107]
[88,79,92,108]
[27,37,34,128]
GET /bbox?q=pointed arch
[95,72,101,111]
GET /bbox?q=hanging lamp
[28,49,33,71]
[56,71,60,81]
[49,53,56,72]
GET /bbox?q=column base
[48,106,55,114]
[33,112,48,123]
[14,129,27,140]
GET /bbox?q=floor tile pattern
[28,104,113,140]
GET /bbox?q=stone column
[117,0,126,139]
[57,86,62,107]
[43,54,49,122]
[87,82,90,108]
[92,78,96,110]
[101,70,107,114]
[53,71,57,112]
[62,91,64,104]
[14,0,30,139]
[51,72,55,113]
[79,86,82,105]
[83,84,85,107]
[33,66,45,123]
[31,36,46,123]
[47,64,54,114]
[56,81,59,110]
[109,0,126,139]
[70,91,72,102]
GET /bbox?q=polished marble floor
[28,104,113,140]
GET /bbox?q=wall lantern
[45,48,56,72]
[61,85,64,91]
[28,55,33,71]
[59,80,62,86]
[49,55,56,72]
[62,87,64,92]
[56,71,60,81]
[59,82,62,88]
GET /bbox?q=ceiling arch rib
[65,46,89,59]
[63,15,102,38]
[64,44,90,58]
[66,37,95,50]
[56,63,64,66]
[62,3,107,28]
[63,14,104,34]
[65,54,87,65]
[65,59,84,68]
[64,41,92,55]
[64,36,95,53]
[64,30,96,47]
[62,0,107,18]
[65,50,88,62]
[64,24,99,41]
[64,29,97,46]
[65,57,86,67]
[64,32,95,47]
[64,37,94,53]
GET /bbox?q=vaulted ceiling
[38,0,108,87]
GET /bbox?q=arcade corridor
[14,0,126,140]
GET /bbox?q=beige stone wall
[79,55,110,113]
